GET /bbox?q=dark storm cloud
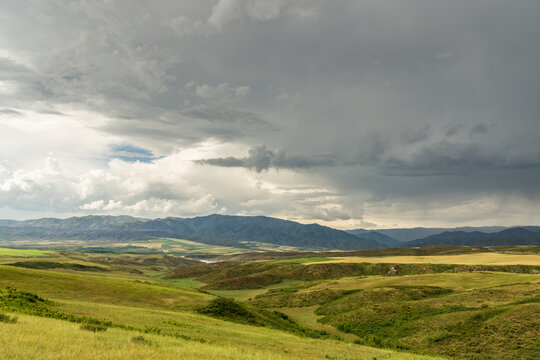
[196,145,336,172]
[1,0,540,225]
[381,141,540,176]
[470,123,489,136]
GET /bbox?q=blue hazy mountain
[405,227,540,247]
[374,226,507,242]
[0,214,384,251]
[345,229,401,247]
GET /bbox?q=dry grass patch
[311,253,540,265]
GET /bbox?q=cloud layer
[1,1,540,228]
[196,145,336,172]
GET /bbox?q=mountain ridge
[405,227,540,247]
[2,215,539,249]
[0,214,384,251]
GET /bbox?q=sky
[1,0,539,229]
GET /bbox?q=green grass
[222,245,540,262]
[247,273,540,360]
[206,281,310,301]
[302,272,540,293]
[0,248,50,257]
[0,312,18,324]
[1,246,538,360]
[207,288,269,301]
[196,297,326,338]
[0,278,443,360]
[276,306,359,341]
[171,260,540,291]
[165,278,205,288]
[0,312,443,360]
[242,270,540,359]
[0,265,213,311]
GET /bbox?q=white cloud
[0,152,222,217]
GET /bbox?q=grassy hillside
[0,267,442,360]
[219,245,540,262]
[0,248,51,257]
[249,273,540,360]
[0,313,441,360]
[169,259,540,290]
[0,245,538,359]
[0,265,213,311]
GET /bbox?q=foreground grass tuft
[0,312,18,323]
[80,323,108,332]
[131,335,152,345]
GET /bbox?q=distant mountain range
[346,226,540,247]
[0,215,539,250]
[0,214,383,251]
[360,226,508,242]
[405,227,540,247]
[344,229,401,247]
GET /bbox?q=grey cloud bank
[196,145,336,172]
[0,0,539,228]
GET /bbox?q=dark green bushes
[7,261,107,272]
[80,323,108,332]
[197,297,326,338]
[0,287,114,328]
[131,335,152,345]
[251,288,353,308]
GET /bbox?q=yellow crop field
[309,252,540,265]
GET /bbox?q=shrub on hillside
[0,313,18,323]
[131,335,152,345]
[80,323,108,332]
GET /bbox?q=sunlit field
[308,252,540,265]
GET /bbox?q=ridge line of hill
[1,214,539,249]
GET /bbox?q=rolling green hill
[0,242,538,359]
